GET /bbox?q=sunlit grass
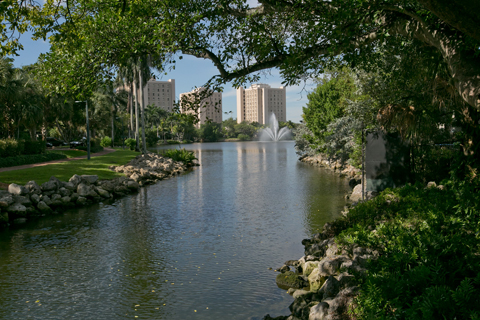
[0,149,140,185]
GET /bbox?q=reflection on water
[0,141,349,320]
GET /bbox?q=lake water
[0,141,350,320]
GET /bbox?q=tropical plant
[162,148,197,166]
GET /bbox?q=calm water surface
[0,141,350,320]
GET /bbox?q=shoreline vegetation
[0,150,197,229]
[263,155,480,320]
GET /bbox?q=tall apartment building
[179,87,222,128]
[143,78,176,112]
[236,84,286,124]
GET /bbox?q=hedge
[0,153,67,168]
[0,139,47,157]
[23,140,46,155]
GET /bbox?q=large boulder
[24,181,42,194]
[41,195,52,206]
[304,261,320,277]
[76,196,87,205]
[0,192,14,208]
[77,183,93,197]
[64,181,76,191]
[8,183,28,195]
[41,179,58,192]
[308,268,327,293]
[309,302,329,320]
[6,203,27,216]
[95,188,110,198]
[276,271,308,289]
[126,180,140,190]
[81,175,98,185]
[58,187,71,197]
[30,193,41,205]
[69,174,83,188]
[37,201,53,213]
[320,275,340,300]
[13,195,32,206]
[50,194,64,207]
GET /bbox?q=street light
[75,100,90,160]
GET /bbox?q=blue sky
[12,33,315,123]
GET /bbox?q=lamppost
[75,100,90,160]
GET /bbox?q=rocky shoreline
[0,153,191,229]
[262,154,371,320]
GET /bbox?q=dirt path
[0,148,116,189]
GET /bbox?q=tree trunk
[129,82,134,139]
[133,80,140,151]
[111,108,115,148]
[139,70,147,154]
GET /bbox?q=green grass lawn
[47,149,87,158]
[0,149,139,185]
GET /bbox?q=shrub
[0,139,24,157]
[78,138,104,153]
[23,140,46,155]
[100,136,112,147]
[145,129,158,147]
[237,134,250,141]
[125,138,136,150]
[162,148,197,166]
[0,153,67,168]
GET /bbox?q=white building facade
[236,84,286,124]
[179,87,222,128]
[143,78,176,112]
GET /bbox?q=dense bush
[237,134,250,141]
[0,139,24,157]
[125,138,136,150]
[78,138,104,153]
[100,136,112,147]
[23,140,46,155]
[162,148,197,166]
[145,129,158,147]
[0,153,67,168]
[329,181,480,319]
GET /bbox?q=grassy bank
[47,149,87,158]
[0,149,139,185]
[328,180,480,319]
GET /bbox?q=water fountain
[259,112,292,141]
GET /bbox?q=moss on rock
[276,271,307,289]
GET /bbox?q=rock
[25,206,38,215]
[308,268,327,293]
[304,261,320,277]
[13,217,27,224]
[320,275,340,299]
[317,257,342,277]
[41,195,52,206]
[41,180,58,192]
[427,181,437,188]
[287,288,297,295]
[113,185,129,196]
[0,192,14,208]
[37,201,53,213]
[130,172,141,182]
[278,265,290,273]
[58,187,71,197]
[349,184,364,202]
[292,289,311,299]
[30,193,41,204]
[24,181,42,194]
[50,193,64,207]
[13,195,32,206]
[81,175,98,185]
[95,188,110,198]
[8,183,28,195]
[309,302,329,320]
[64,181,76,191]
[6,203,27,215]
[126,180,140,190]
[70,193,79,203]
[61,196,72,204]
[69,174,83,188]
[98,181,115,192]
[77,183,93,197]
[51,194,62,202]
[0,211,8,223]
[76,196,87,205]
[276,271,308,289]
[337,272,356,289]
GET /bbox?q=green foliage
[100,136,112,147]
[78,138,104,153]
[0,153,66,168]
[328,181,480,319]
[145,129,158,147]
[23,140,46,155]
[162,148,197,167]
[234,122,258,138]
[237,134,250,141]
[0,139,24,157]
[125,138,136,150]
[197,122,221,142]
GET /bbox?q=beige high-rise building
[179,87,222,128]
[236,84,286,124]
[143,78,176,112]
